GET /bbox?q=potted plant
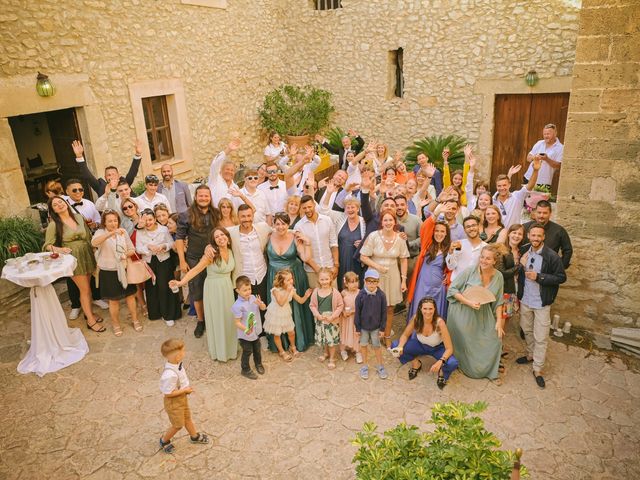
[0,215,44,268]
[352,401,528,479]
[404,134,468,171]
[258,85,335,147]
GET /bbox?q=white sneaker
[93,299,109,310]
[340,350,349,361]
[69,308,81,320]
[260,336,269,350]
[165,320,175,327]
[355,352,363,364]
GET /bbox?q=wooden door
[491,93,569,196]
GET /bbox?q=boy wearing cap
[134,174,172,212]
[354,269,389,380]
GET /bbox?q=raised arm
[124,139,143,185]
[71,140,102,195]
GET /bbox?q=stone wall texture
[555,0,640,333]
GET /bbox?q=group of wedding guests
[42,123,571,389]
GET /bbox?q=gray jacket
[158,179,192,214]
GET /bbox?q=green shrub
[132,180,146,196]
[325,126,360,151]
[0,215,44,267]
[258,85,335,136]
[405,134,467,171]
[352,401,527,480]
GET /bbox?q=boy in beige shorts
[158,338,209,453]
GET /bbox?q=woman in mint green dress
[266,213,314,353]
[446,245,505,381]
[171,227,237,361]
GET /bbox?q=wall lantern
[36,72,55,97]
[525,70,539,87]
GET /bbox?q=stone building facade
[1,1,637,332]
[555,0,640,333]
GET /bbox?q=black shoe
[194,321,205,338]
[408,360,422,380]
[515,356,533,365]
[519,327,525,339]
[255,364,265,375]
[182,303,190,310]
[436,372,447,390]
[241,370,258,380]
[533,372,546,389]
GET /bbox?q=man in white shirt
[134,175,171,213]
[240,169,272,225]
[257,161,288,213]
[493,157,541,228]
[446,215,487,282]
[294,195,339,288]
[524,123,563,188]
[208,139,241,208]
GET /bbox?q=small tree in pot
[259,85,335,147]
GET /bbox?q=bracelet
[439,357,448,364]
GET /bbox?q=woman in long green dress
[170,227,237,361]
[446,245,505,380]
[266,213,314,353]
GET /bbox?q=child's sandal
[190,433,209,444]
[279,351,292,362]
[327,361,336,370]
[113,325,123,337]
[159,438,175,453]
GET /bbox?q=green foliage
[132,180,146,196]
[533,184,551,194]
[325,126,359,151]
[405,134,468,171]
[0,215,44,267]
[352,401,528,480]
[258,85,335,136]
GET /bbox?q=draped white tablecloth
[1,253,89,376]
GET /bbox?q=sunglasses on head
[71,187,84,193]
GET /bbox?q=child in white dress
[264,269,312,362]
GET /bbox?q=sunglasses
[245,176,259,181]
[529,258,535,270]
[71,187,84,193]
[266,170,278,174]
[122,204,135,211]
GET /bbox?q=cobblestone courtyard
[1,299,639,480]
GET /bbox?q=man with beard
[158,163,192,214]
[446,215,487,282]
[175,185,221,338]
[257,162,287,213]
[523,200,572,269]
[516,223,567,389]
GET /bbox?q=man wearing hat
[354,269,389,380]
[134,174,172,212]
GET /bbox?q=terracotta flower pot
[285,134,310,148]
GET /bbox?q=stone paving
[1,298,639,480]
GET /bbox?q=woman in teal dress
[446,245,505,381]
[171,227,237,361]
[266,212,314,353]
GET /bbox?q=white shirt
[258,179,288,213]
[136,225,174,263]
[493,185,531,229]
[264,142,287,162]
[238,228,268,284]
[525,138,563,185]
[446,238,487,282]
[278,154,321,193]
[134,191,171,213]
[64,196,101,224]
[159,361,190,394]
[208,150,240,208]
[294,213,338,272]
[241,187,271,224]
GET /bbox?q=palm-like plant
[0,216,44,267]
[404,134,467,171]
[323,126,361,151]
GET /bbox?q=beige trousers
[519,303,551,374]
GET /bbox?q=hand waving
[71,140,84,158]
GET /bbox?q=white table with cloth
[1,252,89,376]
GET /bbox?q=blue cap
[364,269,379,280]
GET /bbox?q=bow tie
[270,185,280,190]
[72,202,84,207]
[178,362,183,371]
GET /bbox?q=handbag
[126,252,154,285]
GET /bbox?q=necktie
[270,185,279,190]
[178,362,183,371]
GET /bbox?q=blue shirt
[231,295,263,341]
[521,246,543,309]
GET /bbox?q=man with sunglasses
[516,223,567,389]
[63,178,108,317]
[134,175,171,213]
[257,161,287,213]
[493,157,542,229]
[524,124,563,189]
[71,139,143,197]
[240,169,272,225]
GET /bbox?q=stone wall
[555,0,640,333]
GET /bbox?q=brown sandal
[279,351,292,362]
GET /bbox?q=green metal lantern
[525,70,539,87]
[36,72,55,97]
